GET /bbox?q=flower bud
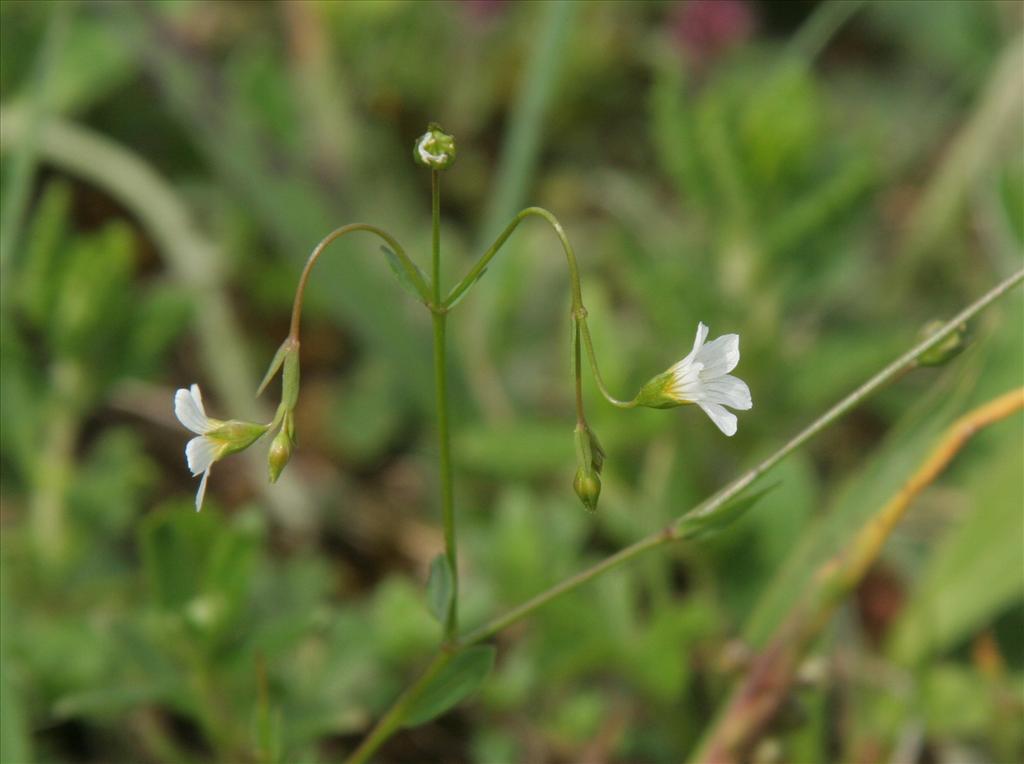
[413,123,456,170]
[573,469,601,512]
[917,320,968,367]
[268,410,295,483]
[572,422,605,511]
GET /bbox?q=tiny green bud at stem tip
[413,124,456,170]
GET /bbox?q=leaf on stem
[677,482,780,541]
[380,245,427,301]
[402,646,496,727]
[425,553,454,625]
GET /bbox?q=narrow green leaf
[403,646,496,727]
[677,482,780,541]
[256,337,292,397]
[425,554,454,625]
[380,245,427,301]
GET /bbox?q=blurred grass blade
[463,0,578,419]
[0,1,71,307]
[402,645,495,727]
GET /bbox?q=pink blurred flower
[671,0,754,64]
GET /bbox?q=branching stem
[288,224,427,341]
[446,206,636,408]
[343,267,1023,764]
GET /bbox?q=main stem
[432,170,458,638]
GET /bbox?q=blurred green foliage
[1,1,1022,763]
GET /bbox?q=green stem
[288,223,427,340]
[463,268,1024,643]
[446,207,634,407]
[344,267,1024,762]
[432,170,441,298]
[431,170,458,638]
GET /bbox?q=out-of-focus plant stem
[691,387,1024,764]
[0,110,314,528]
[30,359,82,566]
[463,0,578,422]
[786,0,865,62]
[898,36,1024,280]
[346,269,1023,762]
[0,1,70,309]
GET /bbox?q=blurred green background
[1,1,1022,762]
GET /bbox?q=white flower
[636,322,752,436]
[667,322,752,436]
[174,384,221,511]
[173,384,268,511]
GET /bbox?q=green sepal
[256,338,295,397]
[634,369,682,409]
[207,420,270,457]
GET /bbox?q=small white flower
[173,384,268,511]
[666,322,752,436]
[174,384,222,511]
[636,322,752,436]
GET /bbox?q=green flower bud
[573,469,601,512]
[268,425,293,484]
[917,320,968,367]
[413,123,456,170]
[572,422,605,511]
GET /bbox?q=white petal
[174,386,211,434]
[186,436,219,476]
[690,322,709,355]
[700,374,752,410]
[697,401,738,436]
[195,469,210,512]
[670,360,705,402]
[696,334,740,377]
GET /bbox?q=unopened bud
[413,123,456,170]
[268,410,295,483]
[917,320,968,367]
[572,422,606,511]
[573,469,601,512]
